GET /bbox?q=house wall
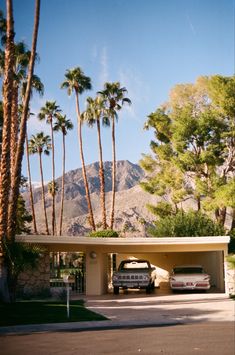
[85,249,108,295]
[17,253,50,296]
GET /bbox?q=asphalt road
[1,321,234,355]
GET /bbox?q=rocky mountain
[23,160,161,236]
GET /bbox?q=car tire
[113,286,119,295]
[146,285,151,294]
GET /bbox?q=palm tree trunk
[59,132,65,236]
[97,119,107,229]
[0,0,15,303]
[7,0,41,240]
[110,116,116,229]
[75,92,96,231]
[110,115,116,230]
[25,132,37,234]
[50,120,56,235]
[10,83,18,180]
[39,152,49,235]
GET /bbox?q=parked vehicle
[169,265,211,291]
[112,259,156,294]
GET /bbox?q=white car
[169,265,211,291]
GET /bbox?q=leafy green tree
[82,96,109,229]
[149,210,225,238]
[98,82,131,229]
[53,113,73,235]
[141,75,235,229]
[38,101,61,235]
[28,132,51,235]
[61,67,96,231]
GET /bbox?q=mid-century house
[16,235,231,296]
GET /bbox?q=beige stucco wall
[85,249,108,295]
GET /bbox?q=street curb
[0,320,182,335]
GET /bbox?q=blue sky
[2,0,235,182]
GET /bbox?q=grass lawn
[0,299,107,326]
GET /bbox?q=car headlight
[143,275,149,281]
[113,274,118,281]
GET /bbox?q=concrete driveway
[84,291,235,326]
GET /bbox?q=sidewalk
[0,292,234,335]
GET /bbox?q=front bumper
[170,281,210,290]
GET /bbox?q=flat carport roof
[16,235,230,253]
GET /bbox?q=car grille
[118,275,143,280]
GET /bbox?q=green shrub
[89,230,119,238]
[149,210,225,237]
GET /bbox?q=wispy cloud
[118,68,150,121]
[186,14,196,36]
[99,46,109,86]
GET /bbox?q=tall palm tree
[8,0,41,241]
[20,75,44,235]
[82,96,109,229]
[38,101,61,235]
[28,132,51,235]
[98,82,131,229]
[0,42,31,175]
[61,67,96,231]
[53,114,73,235]
[11,42,32,176]
[0,0,15,302]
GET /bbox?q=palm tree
[28,132,51,235]
[7,0,41,241]
[38,101,61,235]
[61,67,96,231]
[83,96,109,229]
[0,0,15,302]
[98,82,131,229]
[20,75,44,235]
[0,42,31,176]
[53,114,73,235]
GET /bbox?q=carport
[16,235,230,295]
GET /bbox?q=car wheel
[146,285,151,294]
[113,286,119,295]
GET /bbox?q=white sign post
[63,275,75,319]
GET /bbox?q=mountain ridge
[23,160,156,235]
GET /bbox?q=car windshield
[120,261,149,270]
[173,267,204,274]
